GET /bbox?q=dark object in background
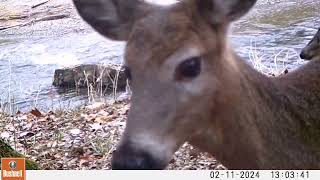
[53,64,128,92]
[300,29,320,60]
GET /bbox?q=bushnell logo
[9,161,17,170]
[1,158,25,180]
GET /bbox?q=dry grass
[248,41,303,76]
[80,65,124,105]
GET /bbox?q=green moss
[0,139,39,170]
[25,159,39,170]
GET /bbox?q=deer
[73,0,320,169]
[300,29,320,61]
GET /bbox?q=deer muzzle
[111,141,167,170]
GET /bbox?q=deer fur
[73,0,320,169]
[301,29,320,61]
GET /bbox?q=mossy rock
[0,139,39,170]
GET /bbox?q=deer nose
[111,143,164,170]
[300,51,311,60]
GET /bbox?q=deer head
[300,29,320,60]
[73,0,257,169]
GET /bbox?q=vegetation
[0,138,38,170]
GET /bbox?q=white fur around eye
[160,46,203,82]
[146,0,177,5]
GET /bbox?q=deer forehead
[125,13,191,58]
[124,10,219,71]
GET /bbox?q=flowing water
[0,0,319,113]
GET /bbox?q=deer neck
[191,54,320,169]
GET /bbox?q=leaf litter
[0,99,225,170]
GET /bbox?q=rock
[53,64,128,92]
[86,102,106,111]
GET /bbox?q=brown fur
[74,0,320,169]
[301,29,320,60]
[190,58,320,169]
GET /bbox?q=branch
[31,0,51,9]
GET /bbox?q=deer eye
[175,56,202,80]
[124,66,132,81]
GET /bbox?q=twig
[0,14,69,31]
[105,68,121,102]
[34,14,69,22]
[0,24,25,31]
[31,0,51,9]
[113,69,120,102]
[33,86,42,109]
[83,70,95,104]
[8,58,12,115]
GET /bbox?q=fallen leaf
[19,131,35,138]
[30,108,43,117]
[0,132,10,139]
[70,129,81,135]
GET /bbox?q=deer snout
[111,143,166,170]
[300,51,312,60]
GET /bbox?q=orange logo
[1,158,26,180]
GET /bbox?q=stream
[0,0,319,113]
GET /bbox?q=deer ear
[73,0,158,41]
[197,0,257,24]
